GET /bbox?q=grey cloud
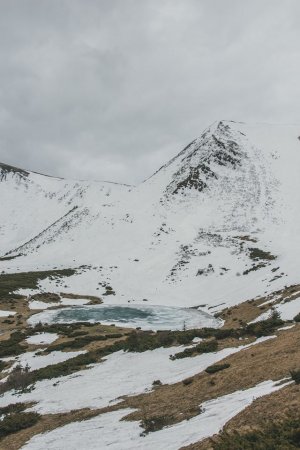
[0,0,299,184]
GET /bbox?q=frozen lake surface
[29,304,222,331]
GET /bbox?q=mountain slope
[0,162,130,255]
[1,121,299,309]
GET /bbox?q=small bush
[196,339,218,353]
[141,415,173,434]
[68,330,89,337]
[293,313,300,322]
[123,332,163,352]
[46,334,108,352]
[31,352,98,382]
[171,339,218,360]
[248,248,276,261]
[182,377,193,386]
[0,412,40,438]
[0,331,27,358]
[214,416,300,449]
[152,379,162,386]
[0,360,7,371]
[290,369,300,384]
[205,363,230,374]
[244,311,283,337]
[0,403,28,416]
[0,364,34,395]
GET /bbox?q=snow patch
[0,310,16,317]
[5,349,85,372]
[22,379,289,450]
[0,336,274,414]
[26,333,59,345]
[29,301,60,310]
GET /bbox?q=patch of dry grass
[121,325,300,431]
[183,384,300,449]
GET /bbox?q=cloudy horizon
[0,0,300,184]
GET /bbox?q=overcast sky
[0,0,299,184]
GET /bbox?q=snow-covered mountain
[1,120,300,309]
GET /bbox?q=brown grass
[121,325,300,429]
[0,296,31,333]
[219,283,300,328]
[1,286,300,448]
[183,383,300,450]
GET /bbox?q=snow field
[22,379,290,450]
[0,336,274,414]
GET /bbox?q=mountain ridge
[1,120,299,311]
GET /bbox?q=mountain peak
[162,120,248,197]
[0,121,299,310]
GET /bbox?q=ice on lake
[29,304,222,331]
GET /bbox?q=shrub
[205,363,230,374]
[0,364,34,394]
[0,360,7,371]
[0,331,27,358]
[141,414,173,434]
[293,313,300,322]
[122,332,163,352]
[290,369,300,384]
[0,412,40,438]
[214,328,239,339]
[195,339,218,353]
[171,339,218,360]
[248,248,276,261]
[46,334,108,352]
[68,330,89,337]
[244,311,283,337]
[214,416,300,449]
[122,328,238,354]
[31,352,98,382]
[0,403,28,416]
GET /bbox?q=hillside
[0,121,300,450]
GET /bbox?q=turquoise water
[30,304,222,331]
